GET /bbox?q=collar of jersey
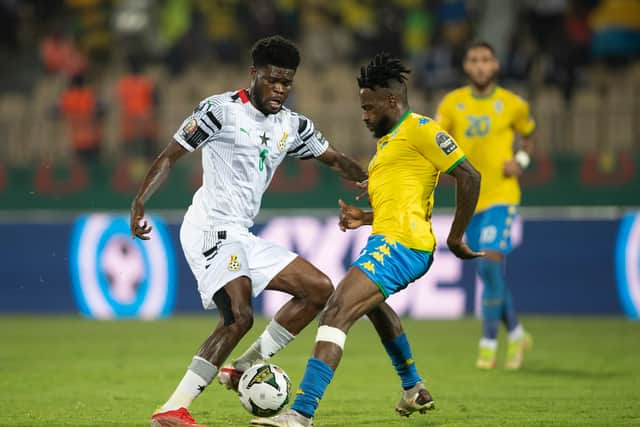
[242,89,274,120]
[385,108,412,136]
[469,85,497,99]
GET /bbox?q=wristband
[514,150,530,169]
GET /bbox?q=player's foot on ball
[218,365,244,391]
[150,407,207,427]
[250,409,313,427]
[395,382,435,417]
[476,343,497,369]
[505,331,533,370]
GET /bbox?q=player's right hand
[446,237,484,259]
[130,200,152,240]
[338,198,365,231]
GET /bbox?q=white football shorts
[179,220,298,310]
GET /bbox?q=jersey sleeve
[287,114,329,160]
[173,95,226,152]
[512,97,536,137]
[435,94,455,132]
[414,122,466,173]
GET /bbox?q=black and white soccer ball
[238,364,291,417]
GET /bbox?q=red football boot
[150,407,207,427]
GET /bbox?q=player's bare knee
[232,305,254,334]
[308,273,333,309]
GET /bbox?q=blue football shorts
[466,204,518,254]
[353,234,433,298]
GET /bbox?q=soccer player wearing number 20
[436,41,535,370]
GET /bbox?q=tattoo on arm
[318,144,367,181]
[333,153,368,182]
[448,160,480,242]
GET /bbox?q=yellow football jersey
[367,110,466,252]
[436,86,535,213]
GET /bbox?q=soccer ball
[238,364,291,417]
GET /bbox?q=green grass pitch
[1,315,639,426]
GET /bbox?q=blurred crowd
[0,0,639,166]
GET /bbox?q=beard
[470,72,497,91]
[372,115,396,138]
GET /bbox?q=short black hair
[357,52,411,90]
[465,40,496,58]
[251,35,300,70]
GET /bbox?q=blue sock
[291,358,334,418]
[478,259,505,340]
[502,288,519,331]
[382,333,422,389]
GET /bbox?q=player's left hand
[130,200,153,240]
[447,237,484,259]
[338,198,365,231]
[503,159,523,177]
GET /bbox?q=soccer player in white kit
[130,36,368,427]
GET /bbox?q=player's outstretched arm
[504,132,536,177]
[130,141,189,240]
[447,159,484,259]
[338,198,372,231]
[316,144,368,183]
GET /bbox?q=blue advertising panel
[69,215,176,319]
[0,215,627,317]
[615,213,640,319]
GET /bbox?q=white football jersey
[174,89,329,229]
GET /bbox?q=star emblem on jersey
[227,255,241,271]
[260,132,270,146]
[418,117,430,127]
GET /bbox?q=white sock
[160,356,217,412]
[234,320,295,371]
[509,324,525,341]
[479,338,498,349]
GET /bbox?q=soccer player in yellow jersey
[252,53,482,427]
[436,41,535,370]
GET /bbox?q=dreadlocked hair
[357,52,411,89]
[251,35,300,70]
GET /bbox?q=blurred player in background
[130,36,369,427]
[251,53,482,427]
[436,41,535,370]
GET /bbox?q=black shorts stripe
[302,132,314,142]
[206,111,222,130]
